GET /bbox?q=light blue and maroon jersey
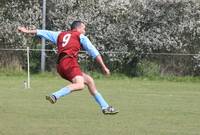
[57,30,81,58]
[36,29,100,59]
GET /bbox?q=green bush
[1,0,200,76]
[0,68,26,76]
[136,60,160,77]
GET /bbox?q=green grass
[0,75,200,135]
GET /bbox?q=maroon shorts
[57,57,82,82]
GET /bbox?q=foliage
[136,59,160,77]
[0,0,200,76]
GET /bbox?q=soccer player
[18,21,118,115]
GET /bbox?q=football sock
[93,91,109,110]
[52,87,71,99]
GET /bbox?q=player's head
[71,21,85,35]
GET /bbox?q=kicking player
[18,21,118,115]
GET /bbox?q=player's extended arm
[80,35,110,75]
[18,26,60,44]
[95,55,110,75]
[18,26,37,34]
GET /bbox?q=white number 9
[62,34,71,47]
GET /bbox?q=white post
[27,47,30,88]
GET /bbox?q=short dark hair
[70,21,84,30]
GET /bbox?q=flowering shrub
[0,0,199,75]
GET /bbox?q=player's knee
[78,82,85,90]
[86,76,94,85]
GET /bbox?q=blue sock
[52,87,71,99]
[93,91,109,110]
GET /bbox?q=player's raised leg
[83,72,119,115]
[46,76,84,104]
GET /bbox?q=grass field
[0,75,200,135]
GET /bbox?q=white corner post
[27,47,31,88]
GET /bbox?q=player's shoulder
[72,31,82,37]
[79,34,86,38]
[59,30,69,34]
[61,30,81,35]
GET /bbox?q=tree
[0,0,199,75]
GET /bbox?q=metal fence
[0,48,200,88]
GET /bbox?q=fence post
[41,0,46,72]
